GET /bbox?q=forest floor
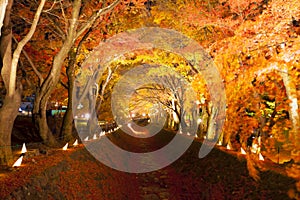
[0,116,298,199]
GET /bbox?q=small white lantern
[73,139,78,146]
[21,143,27,154]
[62,143,68,151]
[241,147,246,155]
[12,156,23,167]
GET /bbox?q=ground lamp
[62,143,68,151]
[12,156,23,167]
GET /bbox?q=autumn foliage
[1,0,299,197]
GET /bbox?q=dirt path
[0,129,297,199]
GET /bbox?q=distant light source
[226,143,231,150]
[259,153,264,161]
[217,140,222,146]
[12,156,23,167]
[62,143,68,151]
[21,143,27,154]
[84,136,89,141]
[197,118,202,124]
[84,113,90,119]
[241,147,246,155]
[99,131,105,137]
[93,134,97,140]
[73,139,78,146]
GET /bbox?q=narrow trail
[1,128,297,199]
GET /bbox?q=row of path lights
[12,122,119,167]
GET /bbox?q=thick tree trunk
[0,0,7,37]
[32,88,57,146]
[0,92,21,165]
[60,57,76,142]
[33,0,82,146]
[0,0,21,166]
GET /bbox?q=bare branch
[12,35,44,86]
[44,13,66,40]
[8,0,46,96]
[76,0,121,39]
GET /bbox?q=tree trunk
[60,50,76,142]
[0,0,7,37]
[279,66,299,159]
[0,0,21,166]
[33,0,82,146]
[32,87,57,146]
[207,103,218,140]
[0,92,21,165]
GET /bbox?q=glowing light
[226,143,231,150]
[93,134,97,140]
[241,147,246,155]
[99,131,105,137]
[142,113,146,117]
[84,113,90,119]
[62,143,68,151]
[187,132,191,136]
[73,139,78,146]
[84,136,89,141]
[217,140,222,146]
[12,156,23,167]
[251,144,258,153]
[259,153,264,161]
[21,143,27,154]
[197,118,202,124]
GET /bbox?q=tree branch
[75,0,121,39]
[9,0,46,96]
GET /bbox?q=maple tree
[1,0,299,195]
[212,0,300,194]
[10,0,123,145]
[0,0,45,165]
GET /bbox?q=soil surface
[0,117,298,199]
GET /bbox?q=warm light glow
[259,153,264,161]
[99,131,105,137]
[197,118,202,124]
[62,143,68,151]
[73,139,78,146]
[187,132,191,136]
[84,136,89,141]
[21,143,27,154]
[93,134,97,140]
[251,144,258,153]
[127,123,146,135]
[85,113,90,119]
[217,140,222,146]
[226,143,231,150]
[12,156,23,167]
[241,147,246,155]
